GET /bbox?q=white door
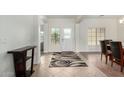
[49,27,61,52]
[61,28,75,51]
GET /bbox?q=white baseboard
[0,72,15,77]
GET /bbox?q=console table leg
[31,48,34,74]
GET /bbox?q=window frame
[88,27,105,46]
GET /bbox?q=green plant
[51,32,60,44]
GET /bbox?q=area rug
[49,52,88,67]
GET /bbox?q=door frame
[49,25,75,52]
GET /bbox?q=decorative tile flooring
[32,52,124,77]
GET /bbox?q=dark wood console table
[8,46,36,77]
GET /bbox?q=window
[51,28,60,44]
[88,27,105,46]
[63,28,71,39]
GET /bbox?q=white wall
[117,22,124,42]
[44,17,120,52]
[78,18,118,52]
[75,23,80,52]
[42,16,124,54]
[0,15,36,76]
[43,23,49,53]
[33,15,41,65]
[34,15,48,63]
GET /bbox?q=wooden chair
[100,40,112,64]
[110,41,124,72]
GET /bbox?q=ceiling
[44,15,124,23]
[46,15,77,19]
[46,15,122,19]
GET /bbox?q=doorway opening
[49,27,75,52]
[40,25,45,56]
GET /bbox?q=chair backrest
[110,41,123,62]
[100,40,106,54]
[105,39,112,44]
[100,40,112,54]
[105,40,112,50]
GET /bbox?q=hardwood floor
[32,52,124,77]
